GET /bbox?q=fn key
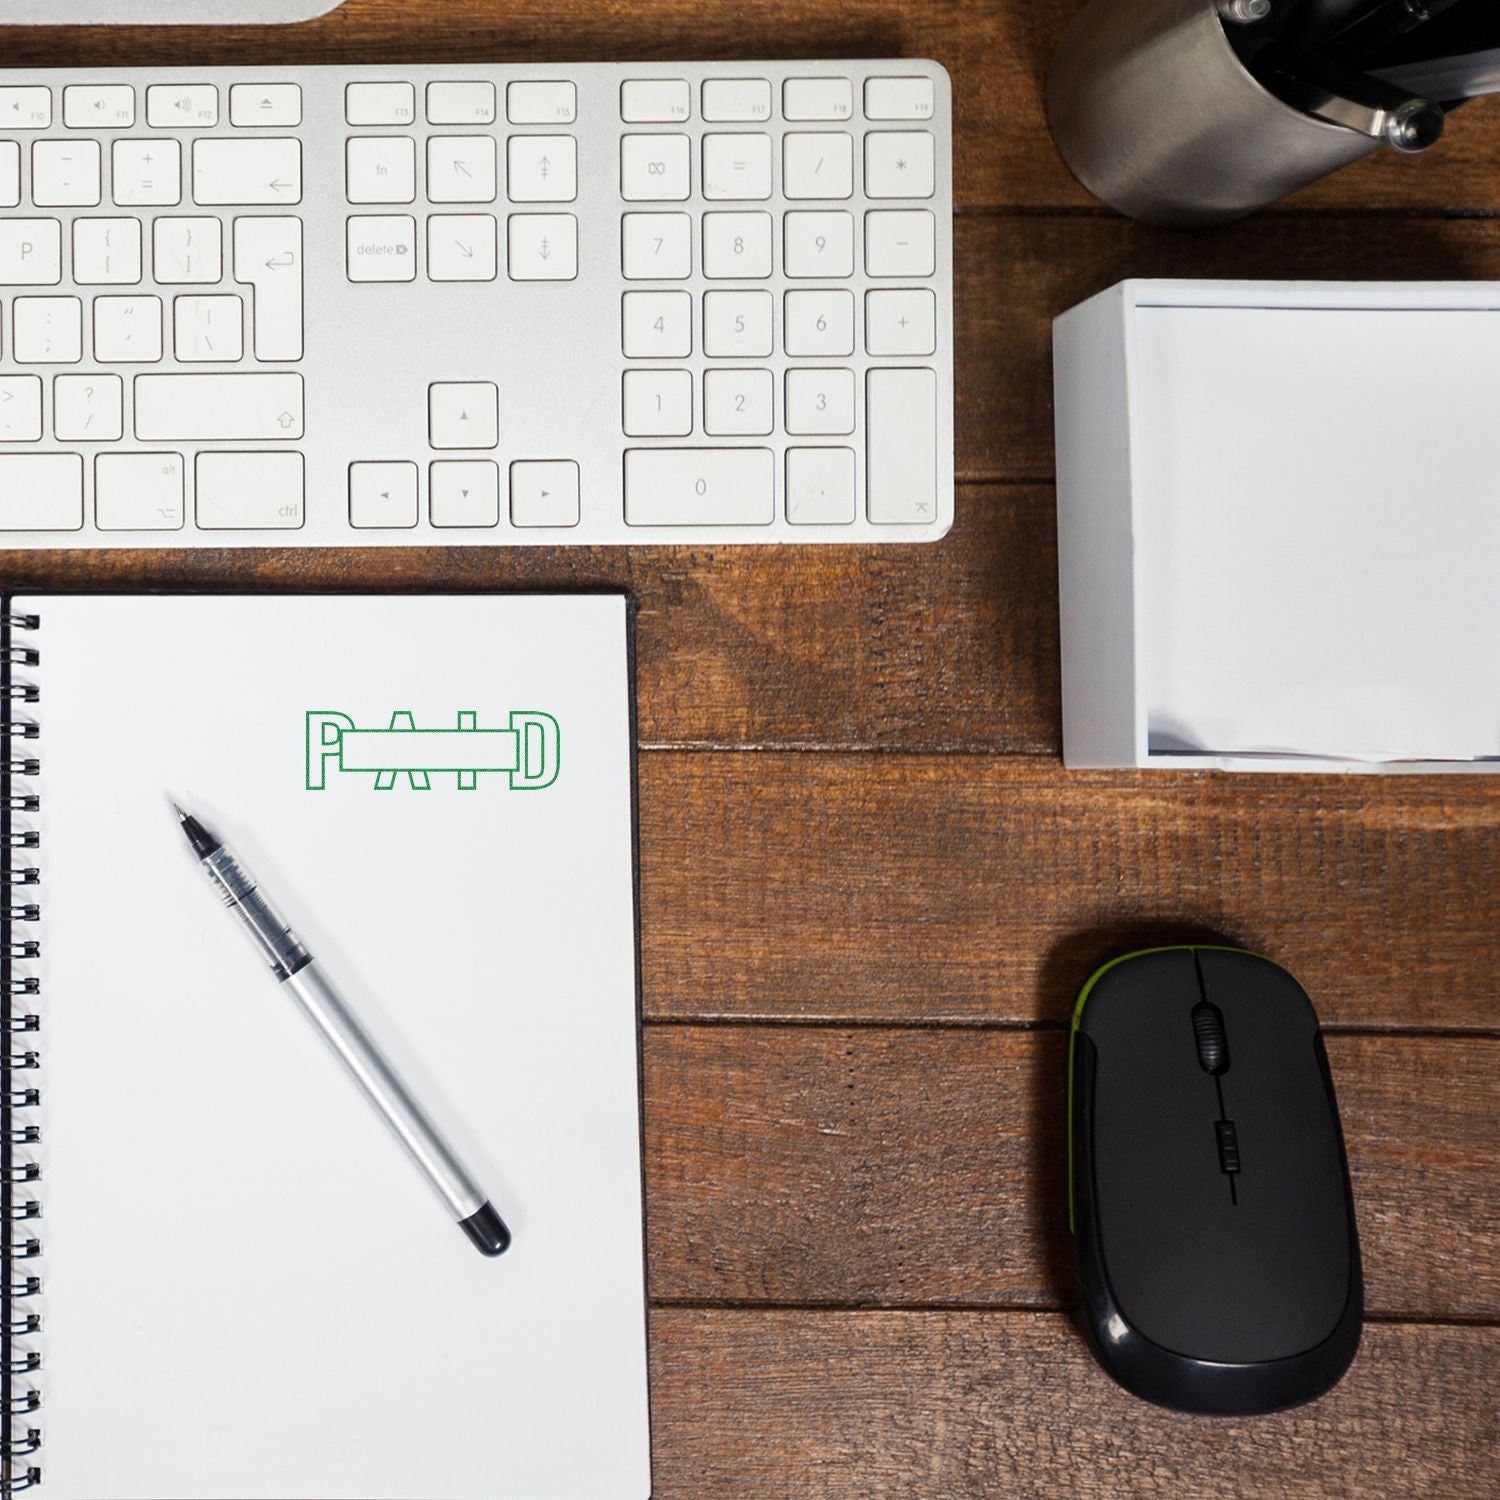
[866,368,936,524]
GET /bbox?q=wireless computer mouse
[1069,946,1362,1415]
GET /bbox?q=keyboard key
[174,294,244,362]
[345,82,415,126]
[864,76,936,121]
[0,87,51,130]
[621,80,690,123]
[704,368,773,436]
[0,221,61,285]
[621,134,690,201]
[197,450,304,528]
[703,290,773,358]
[702,211,773,279]
[429,381,498,449]
[785,367,855,435]
[427,136,496,203]
[427,214,497,281]
[702,133,772,200]
[349,460,418,528]
[865,287,937,356]
[430,459,499,527]
[866,367,936,523]
[783,210,854,278]
[146,84,217,129]
[229,83,302,128]
[622,369,692,437]
[32,141,101,207]
[786,446,856,525]
[112,139,181,207]
[14,296,82,363]
[783,132,853,200]
[507,135,576,202]
[510,459,579,528]
[622,291,691,359]
[193,138,301,205]
[865,208,936,277]
[0,378,43,442]
[54,374,123,441]
[702,78,771,122]
[346,215,415,282]
[507,213,577,280]
[0,455,83,530]
[63,85,133,129]
[0,143,18,208]
[624,448,773,526]
[865,131,935,198]
[621,212,692,280]
[74,218,141,285]
[784,289,854,357]
[428,81,496,126]
[95,451,185,530]
[346,136,416,204]
[783,78,853,122]
[232,216,303,361]
[94,295,162,362]
[506,81,575,125]
[134,372,304,440]
[153,216,222,284]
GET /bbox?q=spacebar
[134,374,304,441]
[624,448,774,526]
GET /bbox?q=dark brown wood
[648,1311,1500,1497]
[4,0,1499,214]
[638,754,1500,1031]
[643,1028,1500,1321]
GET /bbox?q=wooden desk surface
[6,3,1499,1493]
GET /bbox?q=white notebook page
[19,594,649,1500]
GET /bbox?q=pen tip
[170,801,187,822]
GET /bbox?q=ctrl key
[196,452,304,530]
[0,455,84,531]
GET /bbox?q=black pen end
[170,801,222,859]
[460,1201,511,1257]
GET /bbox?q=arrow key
[429,381,498,449]
[427,214,497,282]
[510,459,579,528]
[431,460,499,527]
[349,460,418,529]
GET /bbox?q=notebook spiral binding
[0,607,42,1495]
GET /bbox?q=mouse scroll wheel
[1192,1001,1230,1075]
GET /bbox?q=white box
[1053,279,1500,773]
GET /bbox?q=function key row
[0,84,303,130]
[619,75,935,124]
[345,81,576,128]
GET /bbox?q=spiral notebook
[0,593,650,1500]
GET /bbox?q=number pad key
[622,291,692,358]
[702,134,772,200]
[784,290,854,358]
[866,288,937,356]
[786,368,855,435]
[786,447,856,525]
[865,131,935,199]
[784,211,854,278]
[622,213,692,280]
[704,369,773,436]
[703,291,773,359]
[782,133,853,200]
[622,369,693,437]
[624,447,774,527]
[866,209,936,277]
[621,135,690,201]
[702,212,773,279]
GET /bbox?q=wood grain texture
[648,1310,1500,1498]
[638,754,1500,1030]
[3,0,1498,214]
[644,1028,1500,1321]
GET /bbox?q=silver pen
[171,804,510,1257]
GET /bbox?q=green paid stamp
[306,709,560,792]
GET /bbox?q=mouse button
[1196,950,1320,1044]
[1077,949,1200,1048]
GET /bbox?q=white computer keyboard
[0,60,953,547]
